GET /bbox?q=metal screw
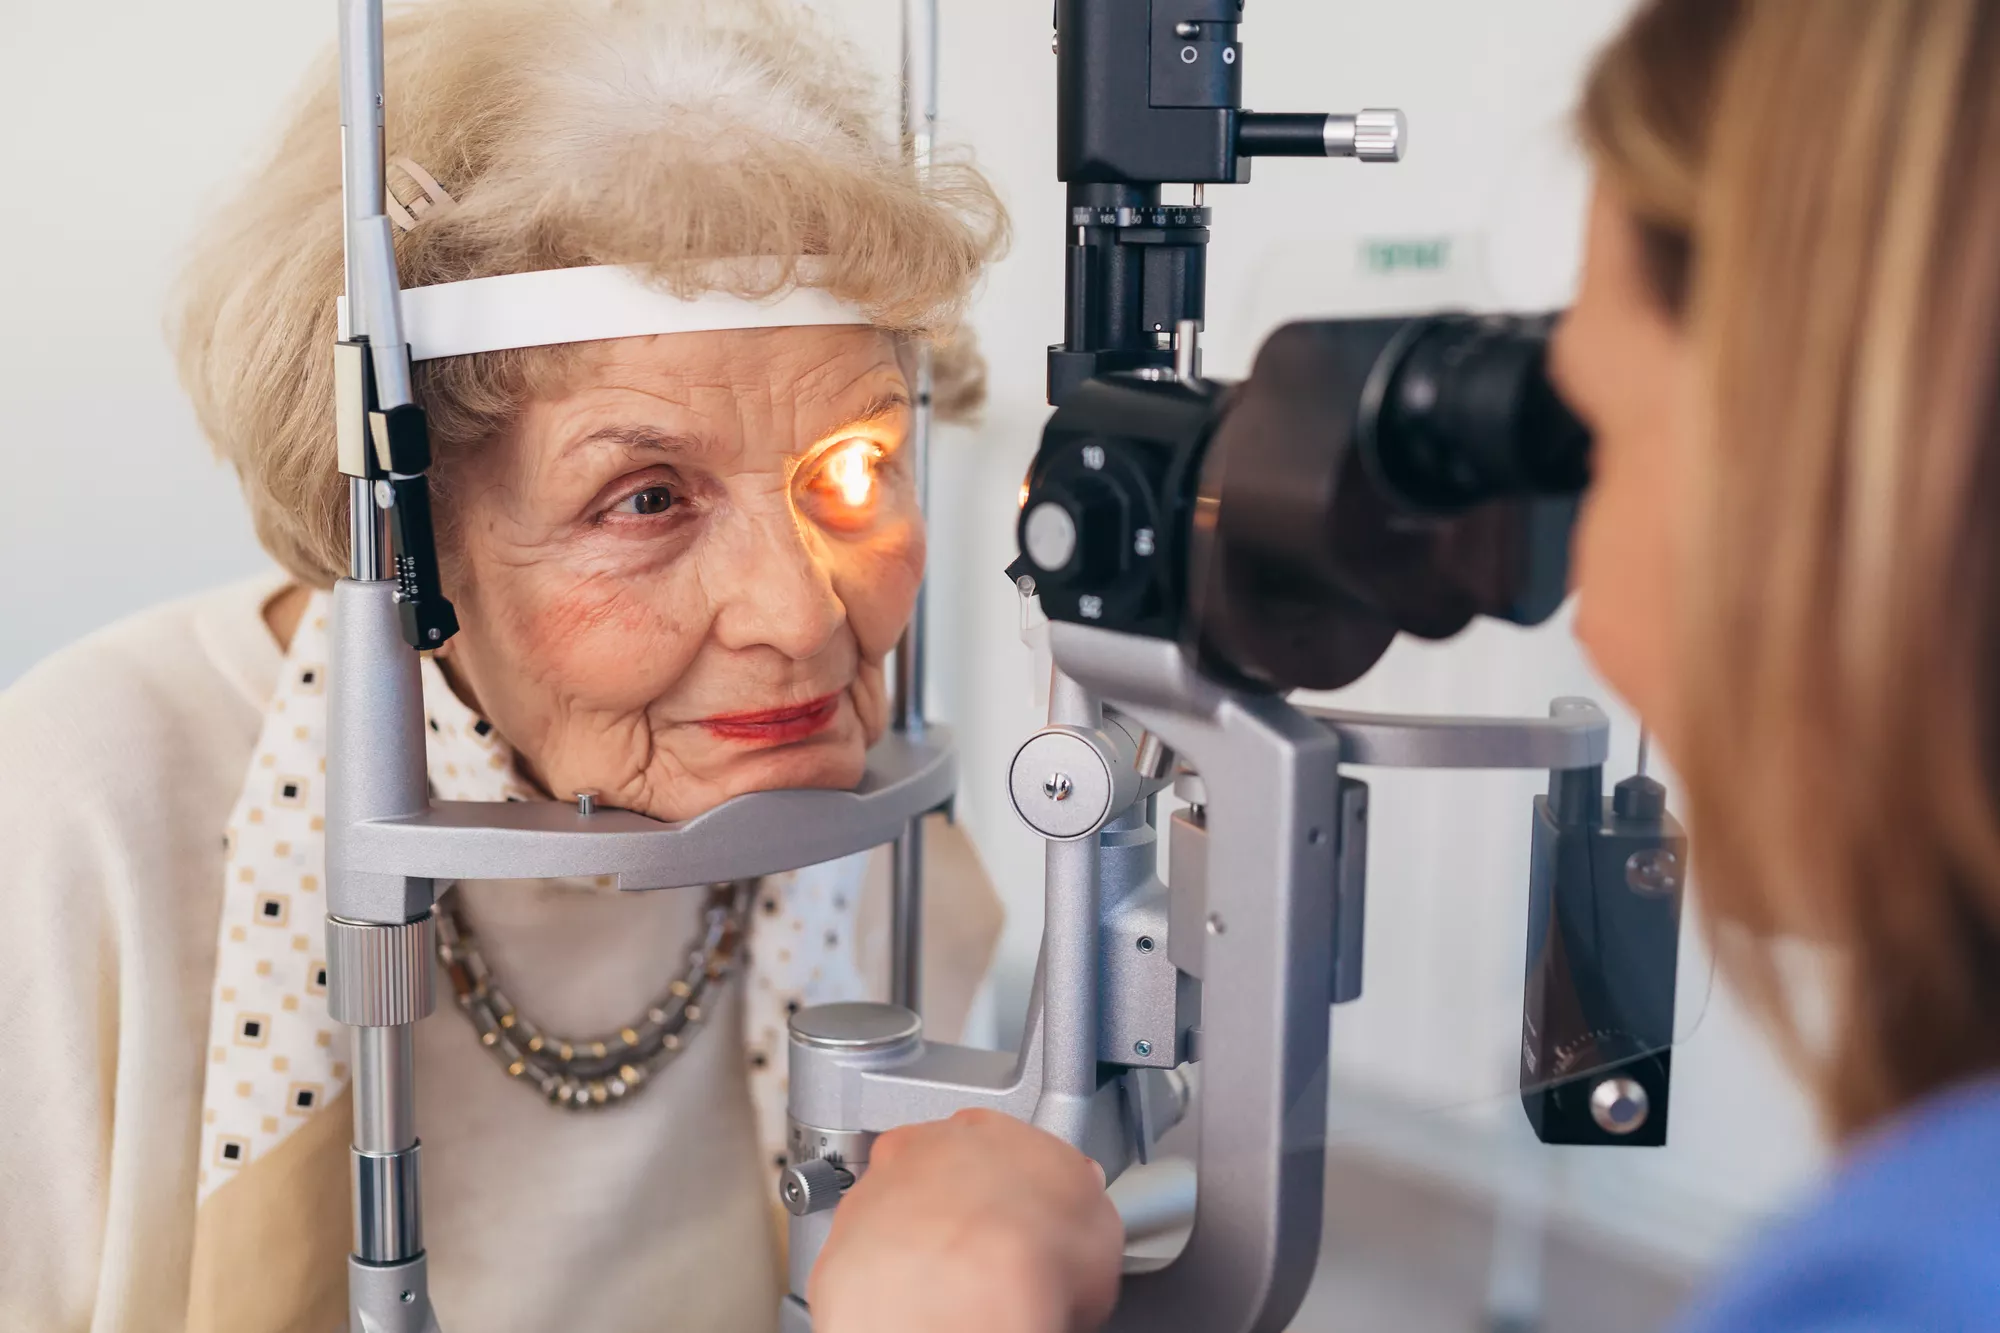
[400,1292,415,1305]
[1134,1040,1154,1057]
[1625,848,1681,896]
[1136,935,1155,954]
[1589,1077,1651,1135]
[1175,20,1199,36]
[1043,773,1073,802]
[1206,912,1227,936]
[575,790,599,815]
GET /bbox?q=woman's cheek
[832,515,925,662]
[1571,461,1677,733]
[850,660,890,742]
[518,574,702,705]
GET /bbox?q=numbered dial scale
[1009,369,1220,642]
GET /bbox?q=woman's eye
[616,486,677,517]
[804,439,886,521]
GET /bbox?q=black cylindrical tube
[1237,112,1332,157]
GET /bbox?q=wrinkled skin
[435,325,923,821]
[1550,185,1694,749]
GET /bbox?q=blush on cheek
[523,578,697,700]
[838,529,925,663]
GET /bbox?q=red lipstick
[699,693,842,745]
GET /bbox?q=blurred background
[0,1,1824,1327]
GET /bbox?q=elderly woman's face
[437,325,921,821]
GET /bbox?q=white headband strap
[334,263,870,362]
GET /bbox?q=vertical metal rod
[889,0,940,1016]
[337,4,437,1328]
[890,821,926,1012]
[353,1025,418,1153]
[1031,670,1104,1144]
[341,0,389,585]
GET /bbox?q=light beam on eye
[822,440,877,508]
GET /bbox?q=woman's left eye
[614,486,677,517]
[803,439,886,517]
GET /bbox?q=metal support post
[331,4,442,1329]
[889,0,940,1015]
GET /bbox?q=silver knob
[1354,108,1406,162]
[1589,1076,1651,1135]
[779,1157,853,1216]
[1326,109,1407,162]
[1023,501,1079,572]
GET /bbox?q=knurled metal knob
[1355,108,1406,162]
[779,1156,853,1216]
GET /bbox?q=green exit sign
[1362,238,1453,274]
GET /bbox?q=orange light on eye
[821,440,878,508]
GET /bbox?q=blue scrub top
[1673,1076,2000,1332]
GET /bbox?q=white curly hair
[174,0,1007,587]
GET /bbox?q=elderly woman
[0,1,1007,1329]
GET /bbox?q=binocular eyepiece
[1013,313,1590,692]
[1360,314,1589,514]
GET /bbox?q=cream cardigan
[0,573,1001,1333]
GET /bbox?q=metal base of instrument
[348,1254,441,1333]
[780,624,1623,1333]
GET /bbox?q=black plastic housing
[1519,770,1687,1147]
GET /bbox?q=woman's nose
[706,505,846,660]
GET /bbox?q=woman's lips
[699,693,842,745]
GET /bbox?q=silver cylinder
[327,915,437,1027]
[349,478,385,582]
[889,0,940,1020]
[337,0,386,319]
[889,819,924,1012]
[353,1024,418,1153]
[353,1143,424,1263]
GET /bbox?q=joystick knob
[779,1157,853,1217]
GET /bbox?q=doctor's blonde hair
[1584,0,2000,1138]
[174,0,1006,588]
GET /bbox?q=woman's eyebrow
[565,423,711,457]
[816,388,913,439]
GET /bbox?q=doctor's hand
[807,1108,1124,1333]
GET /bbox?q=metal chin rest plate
[345,728,956,890]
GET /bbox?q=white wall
[0,0,1823,1273]
[0,1,324,683]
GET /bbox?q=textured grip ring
[327,914,438,1026]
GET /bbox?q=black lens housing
[1013,313,1592,693]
